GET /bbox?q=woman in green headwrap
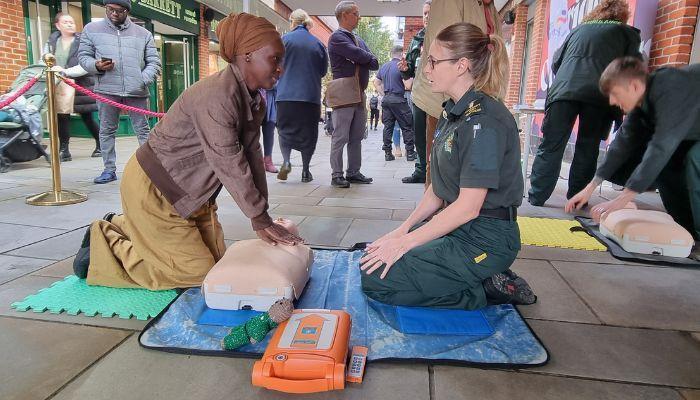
[73,13,304,290]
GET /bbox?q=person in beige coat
[411,0,502,185]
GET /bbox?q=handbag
[325,34,362,108]
[54,79,75,114]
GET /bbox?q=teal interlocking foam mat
[11,275,177,320]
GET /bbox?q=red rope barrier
[0,75,40,109]
[57,75,166,118]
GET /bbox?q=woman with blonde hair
[275,8,328,183]
[361,23,536,309]
[528,0,641,207]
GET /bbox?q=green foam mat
[11,275,178,320]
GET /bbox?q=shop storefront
[202,0,290,76]
[22,0,201,136]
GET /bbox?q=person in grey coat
[78,0,161,184]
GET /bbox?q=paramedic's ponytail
[436,23,509,100]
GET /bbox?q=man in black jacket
[528,1,641,206]
[567,58,700,251]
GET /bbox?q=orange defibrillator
[252,309,352,393]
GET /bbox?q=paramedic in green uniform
[360,23,536,309]
[567,57,700,251]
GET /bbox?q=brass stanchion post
[26,54,88,206]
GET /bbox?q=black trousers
[529,101,617,203]
[411,104,427,176]
[57,112,100,148]
[370,108,380,129]
[381,94,414,153]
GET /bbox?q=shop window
[27,0,52,64]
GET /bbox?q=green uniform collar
[442,88,483,122]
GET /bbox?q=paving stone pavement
[0,127,697,400]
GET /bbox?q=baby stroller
[0,64,49,173]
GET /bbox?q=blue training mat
[139,249,548,366]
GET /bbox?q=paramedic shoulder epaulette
[464,100,482,118]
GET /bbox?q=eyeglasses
[105,7,128,15]
[426,55,460,69]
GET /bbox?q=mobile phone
[100,57,113,63]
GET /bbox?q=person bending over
[73,13,303,290]
[567,57,700,257]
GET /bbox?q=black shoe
[74,222,93,279]
[406,151,417,162]
[346,172,373,184]
[385,152,395,161]
[103,212,116,223]
[79,223,92,249]
[331,177,350,188]
[277,161,291,181]
[402,172,426,184]
[527,196,545,207]
[301,169,313,183]
[503,270,537,305]
[91,148,101,158]
[73,246,90,279]
[59,149,72,162]
[483,272,517,305]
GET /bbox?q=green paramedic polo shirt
[430,89,524,209]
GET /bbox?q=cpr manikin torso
[600,206,694,258]
[203,219,313,311]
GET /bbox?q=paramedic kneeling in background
[567,57,700,258]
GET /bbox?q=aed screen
[301,327,318,334]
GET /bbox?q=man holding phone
[79,0,161,184]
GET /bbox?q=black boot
[402,171,426,184]
[59,143,72,162]
[385,151,395,161]
[406,150,417,162]
[301,169,313,183]
[73,212,116,279]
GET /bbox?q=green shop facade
[23,0,202,137]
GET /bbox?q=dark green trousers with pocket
[361,216,520,310]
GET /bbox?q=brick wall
[505,4,528,107]
[198,4,210,79]
[524,0,548,105]
[650,0,699,68]
[403,16,423,50]
[0,0,28,91]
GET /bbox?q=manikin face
[608,79,645,113]
[56,15,76,35]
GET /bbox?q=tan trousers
[87,156,225,290]
[425,115,438,188]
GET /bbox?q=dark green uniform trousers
[412,104,427,177]
[361,217,520,310]
[608,140,700,240]
[529,101,618,203]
